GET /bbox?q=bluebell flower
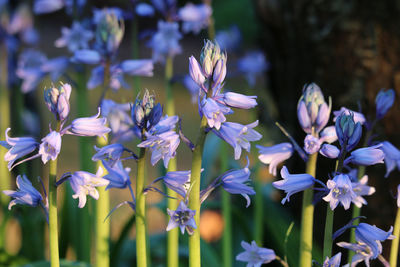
[149,115,179,135]
[297,83,330,134]
[220,162,255,207]
[55,21,93,52]
[33,0,64,15]
[214,121,262,160]
[304,134,322,154]
[236,240,276,267]
[100,99,134,142]
[102,160,131,189]
[178,3,212,34]
[94,8,124,56]
[158,170,191,198]
[344,145,384,166]
[3,174,43,210]
[8,5,33,35]
[16,49,47,93]
[323,174,357,210]
[138,131,180,168]
[167,201,196,235]
[87,65,129,91]
[375,89,395,119]
[120,59,154,77]
[39,131,62,164]
[215,25,241,52]
[319,126,338,144]
[237,51,269,87]
[0,128,38,170]
[319,144,340,159]
[355,223,394,259]
[68,110,111,139]
[336,241,373,267]
[135,3,155,17]
[323,252,341,267]
[148,20,182,63]
[200,97,231,130]
[333,107,366,125]
[273,166,315,204]
[351,175,375,208]
[335,112,362,151]
[92,144,124,166]
[220,92,257,110]
[379,141,400,177]
[44,83,71,122]
[257,143,293,176]
[71,49,101,65]
[69,168,109,208]
[131,90,162,131]
[200,40,226,79]
[41,57,69,82]
[189,56,206,86]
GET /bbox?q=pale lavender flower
[351,175,375,208]
[178,3,212,34]
[158,170,191,198]
[121,59,154,76]
[336,242,373,267]
[135,3,155,17]
[189,56,205,86]
[323,174,357,210]
[92,144,124,166]
[100,99,133,141]
[237,51,269,87]
[257,143,293,176]
[273,166,315,204]
[16,49,47,93]
[355,223,394,259]
[3,174,43,210]
[149,115,179,135]
[70,168,109,208]
[319,126,338,144]
[200,97,231,130]
[333,107,366,125]
[55,21,93,52]
[304,134,322,154]
[215,25,241,52]
[220,162,255,207]
[379,141,400,177]
[148,20,182,63]
[102,160,131,189]
[214,121,262,160]
[68,110,111,139]
[236,240,276,267]
[33,0,64,14]
[220,92,257,110]
[0,128,38,170]
[319,144,340,159]
[323,252,341,267]
[167,201,196,235]
[375,89,395,119]
[39,131,62,164]
[71,49,101,65]
[138,131,180,168]
[344,145,384,166]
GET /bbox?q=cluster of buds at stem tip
[95,9,125,57]
[44,83,71,122]
[189,40,227,92]
[297,83,331,134]
[132,90,162,132]
[335,112,362,152]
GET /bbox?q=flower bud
[189,56,205,85]
[132,90,163,131]
[200,40,225,78]
[297,83,330,134]
[213,58,226,85]
[344,145,384,166]
[319,144,340,159]
[303,134,321,154]
[375,89,395,119]
[44,83,71,121]
[335,112,362,151]
[95,8,124,56]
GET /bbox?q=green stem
[189,116,208,267]
[76,68,93,262]
[165,56,179,267]
[254,178,263,245]
[136,147,147,267]
[323,208,334,258]
[298,152,317,267]
[49,122,61,267]
[221,143,232,267]
[390,206,400,267]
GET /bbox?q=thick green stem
[136,147,147,267]
[390,206,400,266]
[189,116,208,267]
[323,208,334,258]
[165,56,179,267]
[298,152,317,267]
[221,143,232,267]
[49,123,61,267]
[95,137,110,267]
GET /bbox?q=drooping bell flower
[355,223,394,259]
[319,126,337,144]
[379,141,400,177]
[38,131,62,164]
[102,160,131,190]
[178,3,212,34]
[68,110,111,139]
[236,241,276,266]
[257,143,293,176]
[3,174,43,210]
[351,175,375,208]
[319,144,340,159]
[323,174,357,210]
[297,83,330,134]
[55,21,93,53]
[92,143,124,166]
[344,145,384,166]
[375,88,395,119]
[166,201,196,235]
[148,20,182,63]
[322,252,341,267]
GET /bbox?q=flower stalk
[221,143,232,267]
[136,146,147,267]
[390,204,400,266]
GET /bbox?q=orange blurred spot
[199,210,224,243]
